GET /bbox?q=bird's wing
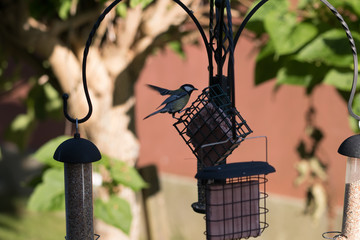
[147,84,173,95]
[158,91,188,107]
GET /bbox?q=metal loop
[75,118,79,134]
[322,231,344,239]
[62,0,122,124]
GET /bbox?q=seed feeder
[54,128,101,240]
[52,1,124,239]
[320,0,360,240]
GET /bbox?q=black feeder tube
[54,134,101,240]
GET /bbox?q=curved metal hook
[234,0,268,47]
[172,0,212,72]
[321,0,360,121]
[62,0,122,124]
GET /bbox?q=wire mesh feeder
[174,84,252,167]
[196,162,275,240]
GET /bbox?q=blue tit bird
[144,84,198,120]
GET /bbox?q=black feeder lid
[53,133,101,164]
[338,134,360,158]
[195,161,275,180]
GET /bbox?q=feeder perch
[196,161,275,240]
[174,84,252,167]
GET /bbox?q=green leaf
[349,93,360,133]
[264,11,318,56]
[5,112,36,150]
[346,0,360,16]
[275,60,328,92]
[27,82,62,120]
[116,2,127,18]
[254,40,284,85]
[297,29,360,68]
[58,0,72,19]
[276,61,313,86]
[32,136,70,168]
[246,0,289,34]
[27,168,65,211]
[94,196,132,235]
[43,83,62,116]
[109,160,148,191]
[323,68,357,91]
[130,0,153,8]
[168,41,186,59]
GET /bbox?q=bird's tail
[143,108,164,120]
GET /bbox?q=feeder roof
[54,134,101,164]
[338,134,360,158]
[195,161,275,180]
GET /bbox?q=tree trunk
[1,0,203,238]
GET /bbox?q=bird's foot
[172,113,181,121]
[179,107,191,114]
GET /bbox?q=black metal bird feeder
[196,161,275,240]
[174,84,252,168]
[54,132,101,240]
[171,0,272,218]
[51,1,127,239]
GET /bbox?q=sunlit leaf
[94,196,132,235]
[245,0,289,34]
[5,113,36,150]
[275,60,328,92]
[168,41,186,59]
[264,11,318,56]
[116,2,127,18]
[58,0,72,19]
[32,135,70,168]
[323,68,357,91]
[27,168,65,211]
[296,29,360,68]
[110,160,148,191]
[130,0,153,8]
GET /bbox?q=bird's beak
[194,88,198,91]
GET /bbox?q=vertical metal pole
[64,163,94,240]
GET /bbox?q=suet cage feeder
[174,84,252,167]
[196,161,275,240]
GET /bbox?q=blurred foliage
[247,0,360,223]
[248,0,360,132]
[28,136,147,235]
[4,79,63,150]
[294,107,328,222]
